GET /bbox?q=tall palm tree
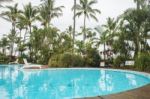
[95,26,108,61]
[19,3,37,60]
[121,8,149,58]
[0,37,9,55]
[0,0,12,2]
[0,0,13,7]
[20,2,37,39]
[1,3,21,33]
[133,0,147,9]
[37,4,49,28]
[95,18,118,61]
[73,0,76,52]
[16,19,25,39]
[75,0,100,42]
[40,0,64,26]
[102,17,118,46]
[6,29,18,56]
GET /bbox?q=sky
[0,0,136,37]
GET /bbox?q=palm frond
[89,14,98,21]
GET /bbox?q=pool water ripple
[0,65,150,99]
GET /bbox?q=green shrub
[48,52,84,67]
[48,54,61,67]
[135,52,150,71]
[84,46,101,67]
[69,54,84,67]
[113,55,126,67]
[0,53,9,64]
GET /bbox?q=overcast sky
[0,0,135,36]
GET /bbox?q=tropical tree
[95,26,108,61]
[7,29,18,56]
[102,17,118,44]
[20,2,37,40]
[73,0,76,52]
[19,3,38,59]
[121,8,149,58]
[37,4,49,28]
[1,3,21,33]
[133,0,147,9]
[74,0,100,42]
[16,19,25,39]
[0,0,13,7]
[0,37,9,55]
[40,0,64,27]
[0,0,12,2]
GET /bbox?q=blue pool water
[0,65,150,99]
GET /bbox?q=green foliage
[48,52,84,67]
[135,52,150,71]
[0,0,150,71]
[84,43,101,67]
[113,55,126,67]
[112,34,132,60]
[74,0,100,42]
[0,53,9,64]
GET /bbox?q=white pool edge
[20,67,150,78]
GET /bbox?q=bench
[125,60,135,66]
[100,61,105,67]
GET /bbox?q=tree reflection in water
[0,68,150,99]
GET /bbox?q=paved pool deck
[81,84,150,99]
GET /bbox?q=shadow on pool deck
[79,84,150,99]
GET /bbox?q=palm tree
[133,0,146,9]
[16,19,25,40]
[6,29,18,56]
[20,2,37,40]
[95,26,108,61]
[73,0,76,52]
[0,37,9,55]
[102,17,118,46]
[122,8,149,58]
[19,3,37,60]
[75,0,100,42]
[1,3,21,33]
[95,18,117,61]
[40,0,64,26]
[0,0,13,7]
[37,4,49,28]
[0,0,12,2]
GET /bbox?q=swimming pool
[0,65,150,99]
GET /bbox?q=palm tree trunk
[83,14,86,43]
[24,27,28,44]
[11,22,15,56]
[29,24,32,36]
[2,47,5,55]
[14,22,16,33]
[10,42,14,56]
[73,0,76,52]
[29,25,32,61]
[134,35,140,58]
[12,21,16,32]
[137,1,140,10]
[104,43,106,61]
[20,29,22,39]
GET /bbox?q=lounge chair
[125,60,135,66]
[9,59,19,64]
[22,58,42,69]
[100,61,105,67]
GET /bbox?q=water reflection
[0,67,150,99]
[126,73,137,86]
[98,70,114,93]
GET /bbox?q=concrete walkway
[79,84,150,99]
